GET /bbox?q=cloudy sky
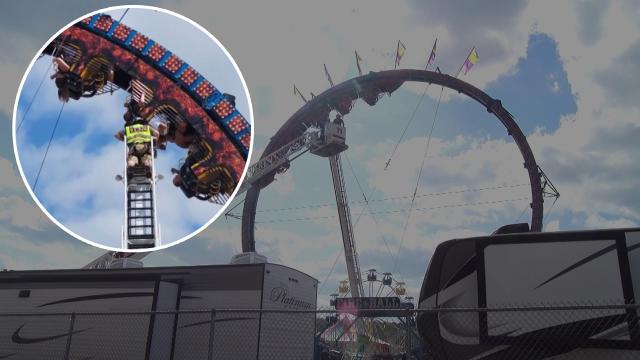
[13,7,251,249]
[1,0,639,307]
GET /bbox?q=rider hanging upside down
[51,56,73,102]
[171,140,236,200]
[50,52,114,102]
[114,117,162,170]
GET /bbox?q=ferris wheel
[331,269,409,299]
[319,269,419,359]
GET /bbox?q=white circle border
[11,4,255,253]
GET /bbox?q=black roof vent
[492,223,530,235]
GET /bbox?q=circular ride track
[241,69,543,251]
[41,13,251,201]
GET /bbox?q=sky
[0,0,639,308]
[13,7,252,249]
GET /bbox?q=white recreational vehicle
[0,262,317,359]
[418,226,640,359]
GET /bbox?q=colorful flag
[355,51,363,76]
[462,48,479,75]
[293,84,307,103]
[455,47,479,77]
[324,64,334,87]
[395,40,406,69]
[427,38,437,68]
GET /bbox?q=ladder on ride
[122,139,159,249]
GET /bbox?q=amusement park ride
[82,36,560,285]
[49,16,559,358]
[82,62,560,360]
[25,16,576,358]
[233,61,558,358]
[32,13,251,250]
[242,118,364,297]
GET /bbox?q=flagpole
[425,38,437,71]
[455,46,475,78]
[293,84,307,103]
[324,64,334,87]
[394,40,400,69]
[355,51,363,76]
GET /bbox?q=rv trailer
[418,227,640,359]
[0,263,317,359]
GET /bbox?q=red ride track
[49,25,246,182]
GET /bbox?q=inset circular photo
[13,6,253,251]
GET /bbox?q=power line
[224,214,240,254]
[392,86,444,274]
[543,196,560,230]
[318,251,343,295]
[344,154,403,281]
[249,197,529,224]
[317,156,378,297]
[514,201,530,224]
[117,8,130,23]
[33,102,65,191]
[384,83,431,170]
[18,36,72,131]
[224,194,246,217]
[254,183,529,213]
[17,60,54,131]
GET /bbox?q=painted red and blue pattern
[56,13,251,182]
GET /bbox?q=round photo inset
[13,6,253,252]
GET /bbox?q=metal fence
[0,304,638,359]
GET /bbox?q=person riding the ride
[171,140,236,200]
[51,56,73,102]
[51,54,114,103]
[123,118,155,169]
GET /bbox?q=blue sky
[1,1,639,308]
[13,7,251,249]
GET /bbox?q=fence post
[64,312,76,360]
[208,309,216,360]
[405,314,410,355]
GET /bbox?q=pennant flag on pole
[463,48,479,75]
[456,47,479,77]
[355,51,364,76]
[395,40,406,69]
[427,38,437,69]
[324,64,334,87]
[293,84,307,103]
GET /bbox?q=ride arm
[236,129,321,194]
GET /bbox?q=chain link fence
[0,304,638,359]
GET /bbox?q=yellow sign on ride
[125,124,152,144]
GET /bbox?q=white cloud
[0,196,48,230]
[0,228,101,270]
[0,156,23,190]
[545,219,560,232]
[270,170,296,195]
